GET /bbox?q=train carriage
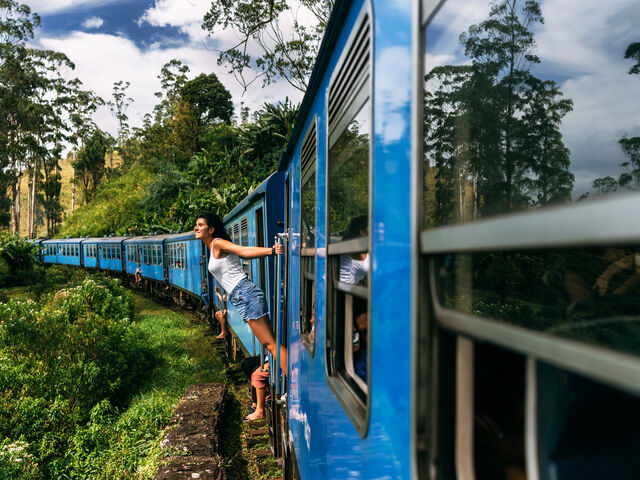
[218,171,285,358]
[81,238,100,269]
[275,0,414,477]
[81,237,127,272]
[123,235,165,283]
[163,232,208,298]
[42,238,83,267]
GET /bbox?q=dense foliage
[61,98,298,237]
[0,275,157,478]
[0,234,36,287]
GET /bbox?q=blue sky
[21,0,304,138]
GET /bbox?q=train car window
[240,217,251,277]
[233,222,240,244]
[255,207,266,290]
[183,244,187,271]
[226,227,232,240]
[325,6,371,435]
[300,119,317,353]
[241,217,249,245]
[418,0,640,478]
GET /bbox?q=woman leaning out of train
[194,211,288,374]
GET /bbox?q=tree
[202,0,333,92]
[0,0,41,233]
[153,59,190,123]
[177,73,233,156]
[423,0,574,224]
[624,42,640,75]
[73,129,109,203]
[180,73,233,126]
[108,80,133,152]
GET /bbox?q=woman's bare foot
[244,410,264,422]
[216,332,227,339]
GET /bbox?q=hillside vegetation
[0,235,225,479]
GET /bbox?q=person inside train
[339,215,369,285]
[194,211,288,373]
[352,297,368,383]
[214,286,228,339]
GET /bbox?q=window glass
[328,102,370,243]
[438,246,640,357]
[327,98,371,405]
[301,123,317,352]
[422,0,640,229]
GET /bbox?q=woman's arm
[214,238,284,259]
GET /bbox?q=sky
[21,0,304,138]
[425,0,640,197]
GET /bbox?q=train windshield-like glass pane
[422,0,640,229]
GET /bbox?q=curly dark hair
[196,212,231,241]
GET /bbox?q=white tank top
[208,240,246,293]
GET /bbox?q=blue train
[37,0,640,478]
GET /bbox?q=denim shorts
[228,277,269,322]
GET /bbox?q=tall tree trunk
[71,151,76,212]
[28,156,37,238]
[11,176,20,235]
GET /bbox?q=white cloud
[376,46,411,144]
[33,30,302,140]
[22,0,122,15]
[82,16,104,29]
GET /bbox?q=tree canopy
[202,0,333,92]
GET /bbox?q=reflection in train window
[325,6,371,435]
[422,0,640,229]
[300,119,317,353]
[438,246,640,357]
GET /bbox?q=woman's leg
[248,315,288,373]
[215,309,228,338]
[245,368,267,421]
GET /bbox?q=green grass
[74,292,225,479]
[1,270,230,480]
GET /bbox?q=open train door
[266,174,290,461]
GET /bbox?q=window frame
[323,2,373,438]
[300,116,318,355]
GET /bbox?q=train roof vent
[328,12,370,136]
[240,217,249,245]
[233,222,240,242]
[301,120,316,179]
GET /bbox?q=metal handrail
[274,234,285,396]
